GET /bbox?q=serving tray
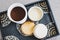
[0,0,59,40]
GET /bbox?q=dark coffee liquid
[11,7,25,21]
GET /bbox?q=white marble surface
[0,0,60,40]
[0,0,40,12]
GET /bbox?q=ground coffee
[11,7,25,21]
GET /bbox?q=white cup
[33,24,48,39]
[28,6,43,21]
[7,3,27,24]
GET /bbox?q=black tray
[0,0,59,40]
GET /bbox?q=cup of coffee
[33,24,48,39]
[28,6,43,21]
[16,21,35,36]
[7,3,27,24]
